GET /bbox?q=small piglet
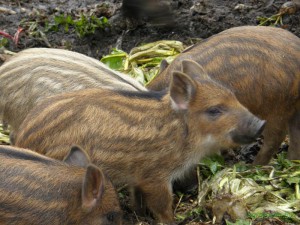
[15,60,265,224]
[147,26,300,165]
[0,47,146,134]
[0,145,122,225]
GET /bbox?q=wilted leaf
[196,152,300,223]
[0,124,10,144]
[101,49,128,70]
[100,40,184,85]
[286,177,300,185]
[200,154,225,175]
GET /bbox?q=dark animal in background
[0,48,146,136]
[15,60,265,224]
[147,26,300,165]
[122,0,174,27]
[0,145,122,225]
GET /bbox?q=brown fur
[147,26,300,164]
[0,145,122,225]
[0,48,146,133]
[15,61,264,224]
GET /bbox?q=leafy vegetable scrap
[0,124,10,144]
[195,153,300,224]
[101,40,184,85]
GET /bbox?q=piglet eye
[206,107,222,117]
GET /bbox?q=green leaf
[0,37,9,47]
[286,177,300,185]
[249,210,300,223]
[234,163,251,173]
[64,23,69,32]
[0,124,10,144]
[200,154,225,174]
[129,62,145,84]
[65,15,73,24]
[100,16,108,25]
[275,152,294,169]
[101,49,128,71]
[54,15,66,24]
[101,56,125,70]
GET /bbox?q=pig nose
[230,117,266,145]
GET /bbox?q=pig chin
[171,135,220,182]
[193,134,222,155]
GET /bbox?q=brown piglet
[15,60,265,224]
[0,145,122,225]
[147,26,300,165]
[0,47,146,136]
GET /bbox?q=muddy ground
[1,0,299,59]
[0,0,299,224]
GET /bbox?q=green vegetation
[22,13,109,40]
[18,12,109,48]
[101,40,184,85]
[0,124,10,144]
[257,1,298,26]
[47,14,109,38]
[180,152,300,223]
[257,14,284,26]
[0,38,9,48]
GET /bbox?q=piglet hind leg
[287,109,300,160]
[253,121,287,165]
[134,181,175,225]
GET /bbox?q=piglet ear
[64,146,91,168]
[82,165,105,212]
[170,71,197,111]
[159,59,169,73]
[181,59,210,80]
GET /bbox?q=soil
[1,0,299,59]
[0,0,299,224]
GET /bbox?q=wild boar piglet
[0,145,122,225]
[15,60,265,224]
[148,26,300,165]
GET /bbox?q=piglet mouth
[230,133,259,145]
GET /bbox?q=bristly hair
[116,90,166,101]
[0,147,55,166]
